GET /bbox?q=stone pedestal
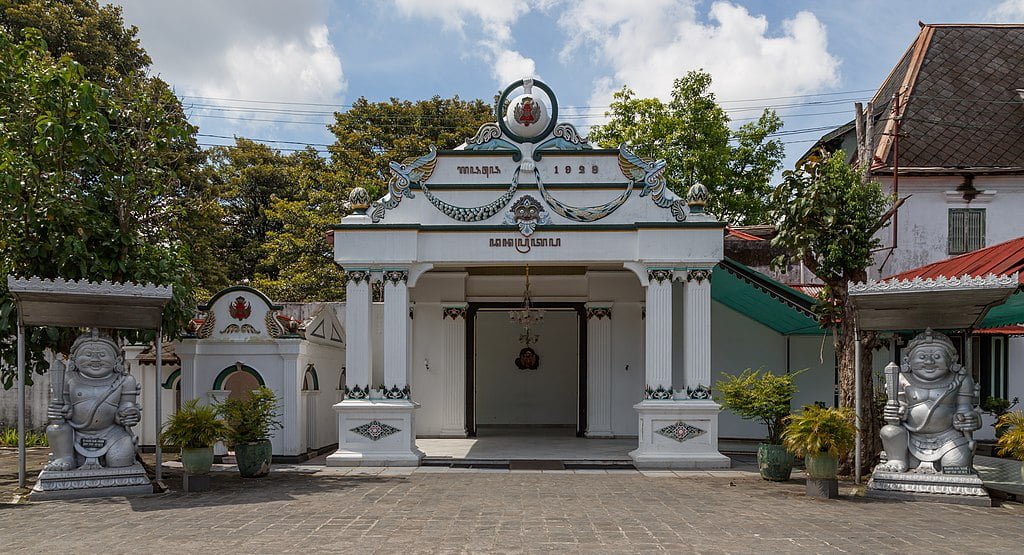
[182,472,211,492]
[806,478,839,499]
[31,463,152,500]
[327,400,423,466]
[629,400,730,469]
[866,470,993,506]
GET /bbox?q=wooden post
[854,102,866,168]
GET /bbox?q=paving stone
[1,464,1022,553]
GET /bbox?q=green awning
[712,258,825,336]
[979,289,1024,328]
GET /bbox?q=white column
[440,304,467,437]
[343,269,373,398]
[586,303,613,437]
[382,269,410,398]
[682,269,713,398]
[644,269,674,398]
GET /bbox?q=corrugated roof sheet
[886,236,1024,283]
[713,259,824,335]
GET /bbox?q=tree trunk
[835,285,881,476]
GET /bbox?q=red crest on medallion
[513,97,537,126]
[229,296,251,320]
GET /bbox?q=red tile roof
[973,324,1024,336]
[886,236,1024,283]
[790,284,825,298]
[725,227,763,241]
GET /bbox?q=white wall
[711,302,788,440]
[0,356,52,431]
[871,175,1024,278]
[610,302,645,436]
[299,342,345,451]
[475,310,579,426]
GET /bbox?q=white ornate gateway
[330,79,730,468]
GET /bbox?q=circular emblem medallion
[505,93,550,139]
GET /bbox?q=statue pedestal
[629,400,731,469]
[807,478,839,499]
[326,400,423,467]
[31,463,152,500]
[867,470,993,506]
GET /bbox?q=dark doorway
[466,302,587,437]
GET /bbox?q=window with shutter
[947,208,985,255]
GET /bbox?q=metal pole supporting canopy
[6,276,173,493]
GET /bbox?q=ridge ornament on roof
[7,275,173,298]
[849,273,1019,294]
[365,77,706,226]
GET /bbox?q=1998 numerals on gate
[553,164,599,175]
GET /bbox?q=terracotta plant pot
[235,440,272,478]
[180,446,215,475]
[805,452,839,480]
[757,443,794,481]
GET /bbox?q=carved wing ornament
[370,146,438,223]
[618,144,688,221]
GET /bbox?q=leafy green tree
[770,151,899,470]
[0,30,201,386]
[253,148,346,302]
[207,138,296,284]
[0,0,149,85]
[329,95,493,200]
[587,71,784,225]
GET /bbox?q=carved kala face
[909,344,952,381]
[515,201,540,222]
[75,341,117,379]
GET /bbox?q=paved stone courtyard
[2,456,1022,554]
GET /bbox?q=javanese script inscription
[458,165,502,177]
[489,236,562,254]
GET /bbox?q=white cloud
[989,0,1024,21]
[392,0,539,85]
[112,1,345,133]
[558,0,840,109]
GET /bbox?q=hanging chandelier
[509,265,543,345]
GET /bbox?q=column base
[585,429,615,438]
[326,399,424,467]
[629,400,730,469]
[438,428,468,439]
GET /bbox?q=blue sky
[113,1,1024,171]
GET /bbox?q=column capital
[442,305,468,320]
[589,303,610,319]
[343,268,372,285]
[382,269,409,286]
[682,268,713,283]
[647,268,674,284]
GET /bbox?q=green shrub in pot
[995,410,1024,482]
[716,368,803,481]
[217,387,282,478]
[782,405,856,480]
[161,399,227,475]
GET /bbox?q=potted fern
[995,410,1024,482]
[716,368,803,481]
[161,399,227,475]
[217,387,282,478]
[782,405,855,498]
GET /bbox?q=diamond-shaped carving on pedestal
[656,421,706,443]
[351,420,400,441]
